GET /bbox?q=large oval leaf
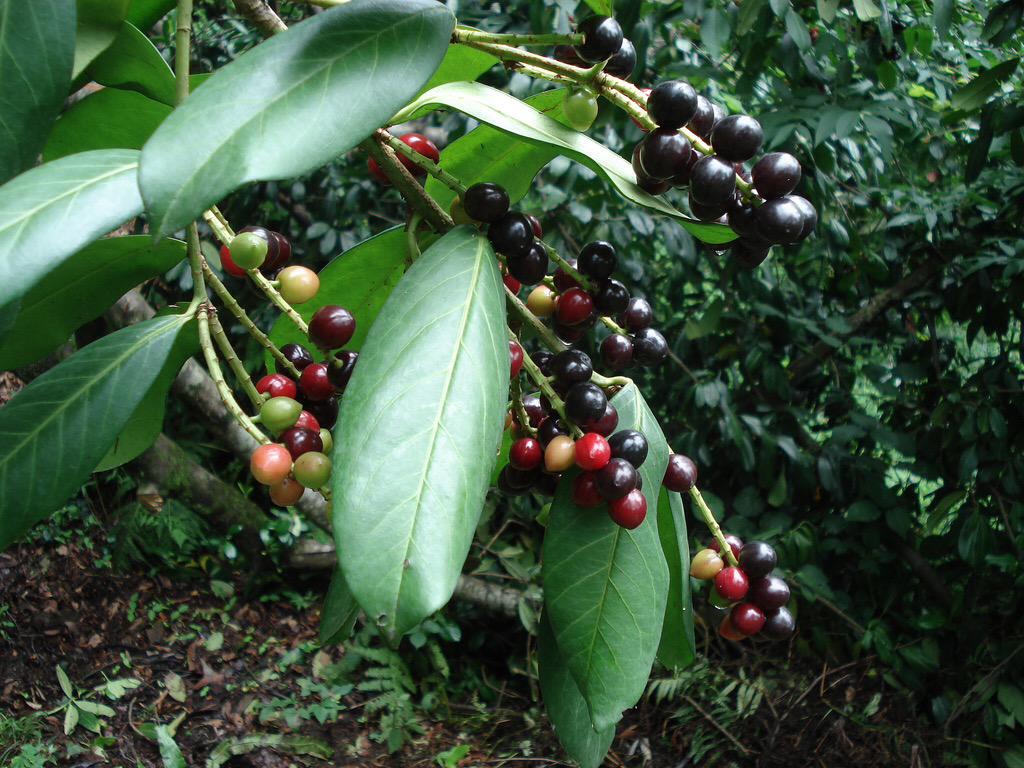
[264,226,408,372]
[397,82,735,245]
[0,0,76,183]
[0,149,143,339]
[332,226,509,638]
[425,89,568,214]
[86,21,176,105]
[418,44,498,96]
[43,89,170,161]
[541,383,670,731]
[0,236,186,370]
[656,487,697,670]
[73,0,131,77]
[0,313,193,550]
[538,614,615,768]
[139,0,455,238]
[126,0,175,31]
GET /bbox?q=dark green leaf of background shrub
[43,89,171,161]
[73,0,131,77]
[86,21,177,105]
[320,568,360,645]
[126,0,176,31]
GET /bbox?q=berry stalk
[515,333,583,439]
[454,26,584,48]
[509,372,537,436]
[689,485,739,567]
[378,129,466,194]
[504,284,567,353]
[363,135,452,231]
[208,311,263,410]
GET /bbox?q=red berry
[250,444,292,486]
[509,340,524,378]
[509,438,543,471]
[730,603,766,635]
[294,410,320,433]
[299,363,333,401]
[503,273,522,294]
[256,373,297,400]
[309,305,355,350]
[609,489,647,528]
[718,615,746,641]
[556,287,594,326]
[664,453,698,492]
[714,566,749,602]
[553,261,582,293]
[399,132,440,173]
[219,244,248,277]
[526,214,544,239]
[709,534,744,562]
[280,427,324,459]
[572,472,604,507]
[575,432,611,471]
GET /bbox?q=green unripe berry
[319,428,333,454]
[260,396,302,435]
[563,89,599,131]
[229,231,269,270]
[293,451,332,487]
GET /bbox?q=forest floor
[0,533,940,767]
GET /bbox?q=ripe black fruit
[688,191,726,222]
[711,114,764,162]
[608,429,648,468]
[668,148,699,188]
[752,152,801,199]
[725,196,760,239]
[537,416,568,446]
[594,279,630,315]
[533,350,554,377]
[597,458,639,500]
[600,333,633,370]
[690,156,736,206]
[605,37,636,80]
[646,80,698,129]
[739,541,778,579]
[507,241,548,284]
[687,95,716,139]
[463,182,510,222]
[574,16,624,63]
[565,382,608,422]
[328,350,358,390]
[789,195,817,240]
[551,349,593,385]
[732,239,771,269]
[278,343,313,374]
[638,130,693,180]
[763,606,796,639]
[578,241,617,281]
[756,197,804,244]
[581,401,619,437]
[632,327,668,366]
[488,212,535,257]
[750,575,790,611]
[622,297,653,331]
[664,453,697,492]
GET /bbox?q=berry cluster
[368,132,440,184]
[552,16,636,131]
[631,80,817,268]
[221,226,321,305]
[690,536,795,641]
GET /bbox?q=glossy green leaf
[265,227,407,371]
[932,0,953,38]
[320,568,360,644]
[538,614,614,768]
[140,0,455,238]
[73,0,131,77]
[656,488,696,670]
[87,21,176,105]
[398,82,734,245]
[0,313,193,550]
[419,44,498,95]
[425,89,568,213]
[852,0,882,21]
[43,89,171,162]
[332,227,509,638]
[951,58,1020,112]
[0,149,143,340]
[583,0,614,15]
[542,383,670,731]
[701,8,731,58]
[0,236,186,370]
[0,0,76,184]
[126,0,175,31]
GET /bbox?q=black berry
[507,241,548,284]
[463,182,510,222]
[646,80,698,129]
[551,349,593,385]
[309,305,355,350]
[605,37,636,80]
[711,114,764,162]
[608,429,648,468]
[664,453,697,491]
[690,155,737,206]
[488,212,535,257]
[565,382,608,423]
[752,152,801,199]
[749,575,790,611]
[732,239,770,269]
[537,416,568,446]
[763,606,796,639]
[278,343,314,374]
[581,401,619,437]
[725,196,760,239]
[756,197,805,244]
[522,394,548,428]
[638,130,693,180]
[739,541,777,579]
[688,191,727,222]
[594,279,630,315]
[574,16,624,63]
[687,95,716,139]
[328,350,358,390]
[597,457,639,500]
[622,297,653,331]
[789,195,817,240]
[600,333,633,370]
[578,241,617,281]
[533,350,554,377]
[632,327,668,366]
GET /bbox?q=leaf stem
[208,311,263,410]
[363,133,453,231]
[379,131,466,194]
[454,26,584,48]
[689,485,739,567]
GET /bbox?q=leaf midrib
[390,236,486,624]
[0,315,184,474]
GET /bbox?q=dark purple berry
[488,212,535,257]
[749,575,790,611]
[605,38,636,79]
[594,279,630,315]
[608,429,648,468]
[580,401,618,437]
[622,297,653,331]
[632,327,668,366]
[463,182,510,222]
[574,16,624,63]
[690,155,737,206]
[565,382,607,423]
[578,241,617,281]
[739,541,778,579]
[507,241,548,285]
[278,343,313,374]
[687,96,716,139]
[711,114,764,162]
[752,152,801,199]
[638,129,693,180]
[597,457,639,500]
[551,349,593,385]
[664,453,697,492]
[756,197,805,244]
[600,333,633,370]
[646,80,698,129]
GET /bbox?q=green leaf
[139,0,454,238]
[155,725,186,768]
[64,705,79,734]
[426,89,568,214]
[951,59,1020,112]
[74,0,131,77]
[266,227,408,372]
[538,614,614,768]
[332,227,509,638]
[0,313,193,550]
[700,8,731,58]
[656,488,696,670]
[817,0,839,23]
[853,0,881,20]
[0,236,186,370]
[0,0,76,184]
[126,0,175,31]
[785,9,812,50]
[738,0,767,34]
[419,44,498,95]
[320,567,360,645]
[958,510,994,566]
[965,105,995,182]
[400,82,734,245]
[582,0,614,15]
[43,89,170,162]
[74,700,115,717]
[876,60,898,89]
[932,0,954,38]
[57,666,74,698]
[542,383,670,731]
[86,21,176,105]
[0,149,143,340]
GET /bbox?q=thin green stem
[515,331,582,438]
[599,315,628,335]
[203,261,301,379]
[591,372,631,388]
[504,61,579,86]
[251,269,309,335]
[455,26,584,47]
[689,486,739,567]
[174,0,193,106]
[203,208,234,244]
[209,312,263,410]
[509,373,536,436]
[541,241,594,293]
[379,130,465,195]
[363,134,452,231]
[405,212,424,264]
[505,285,566,353]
